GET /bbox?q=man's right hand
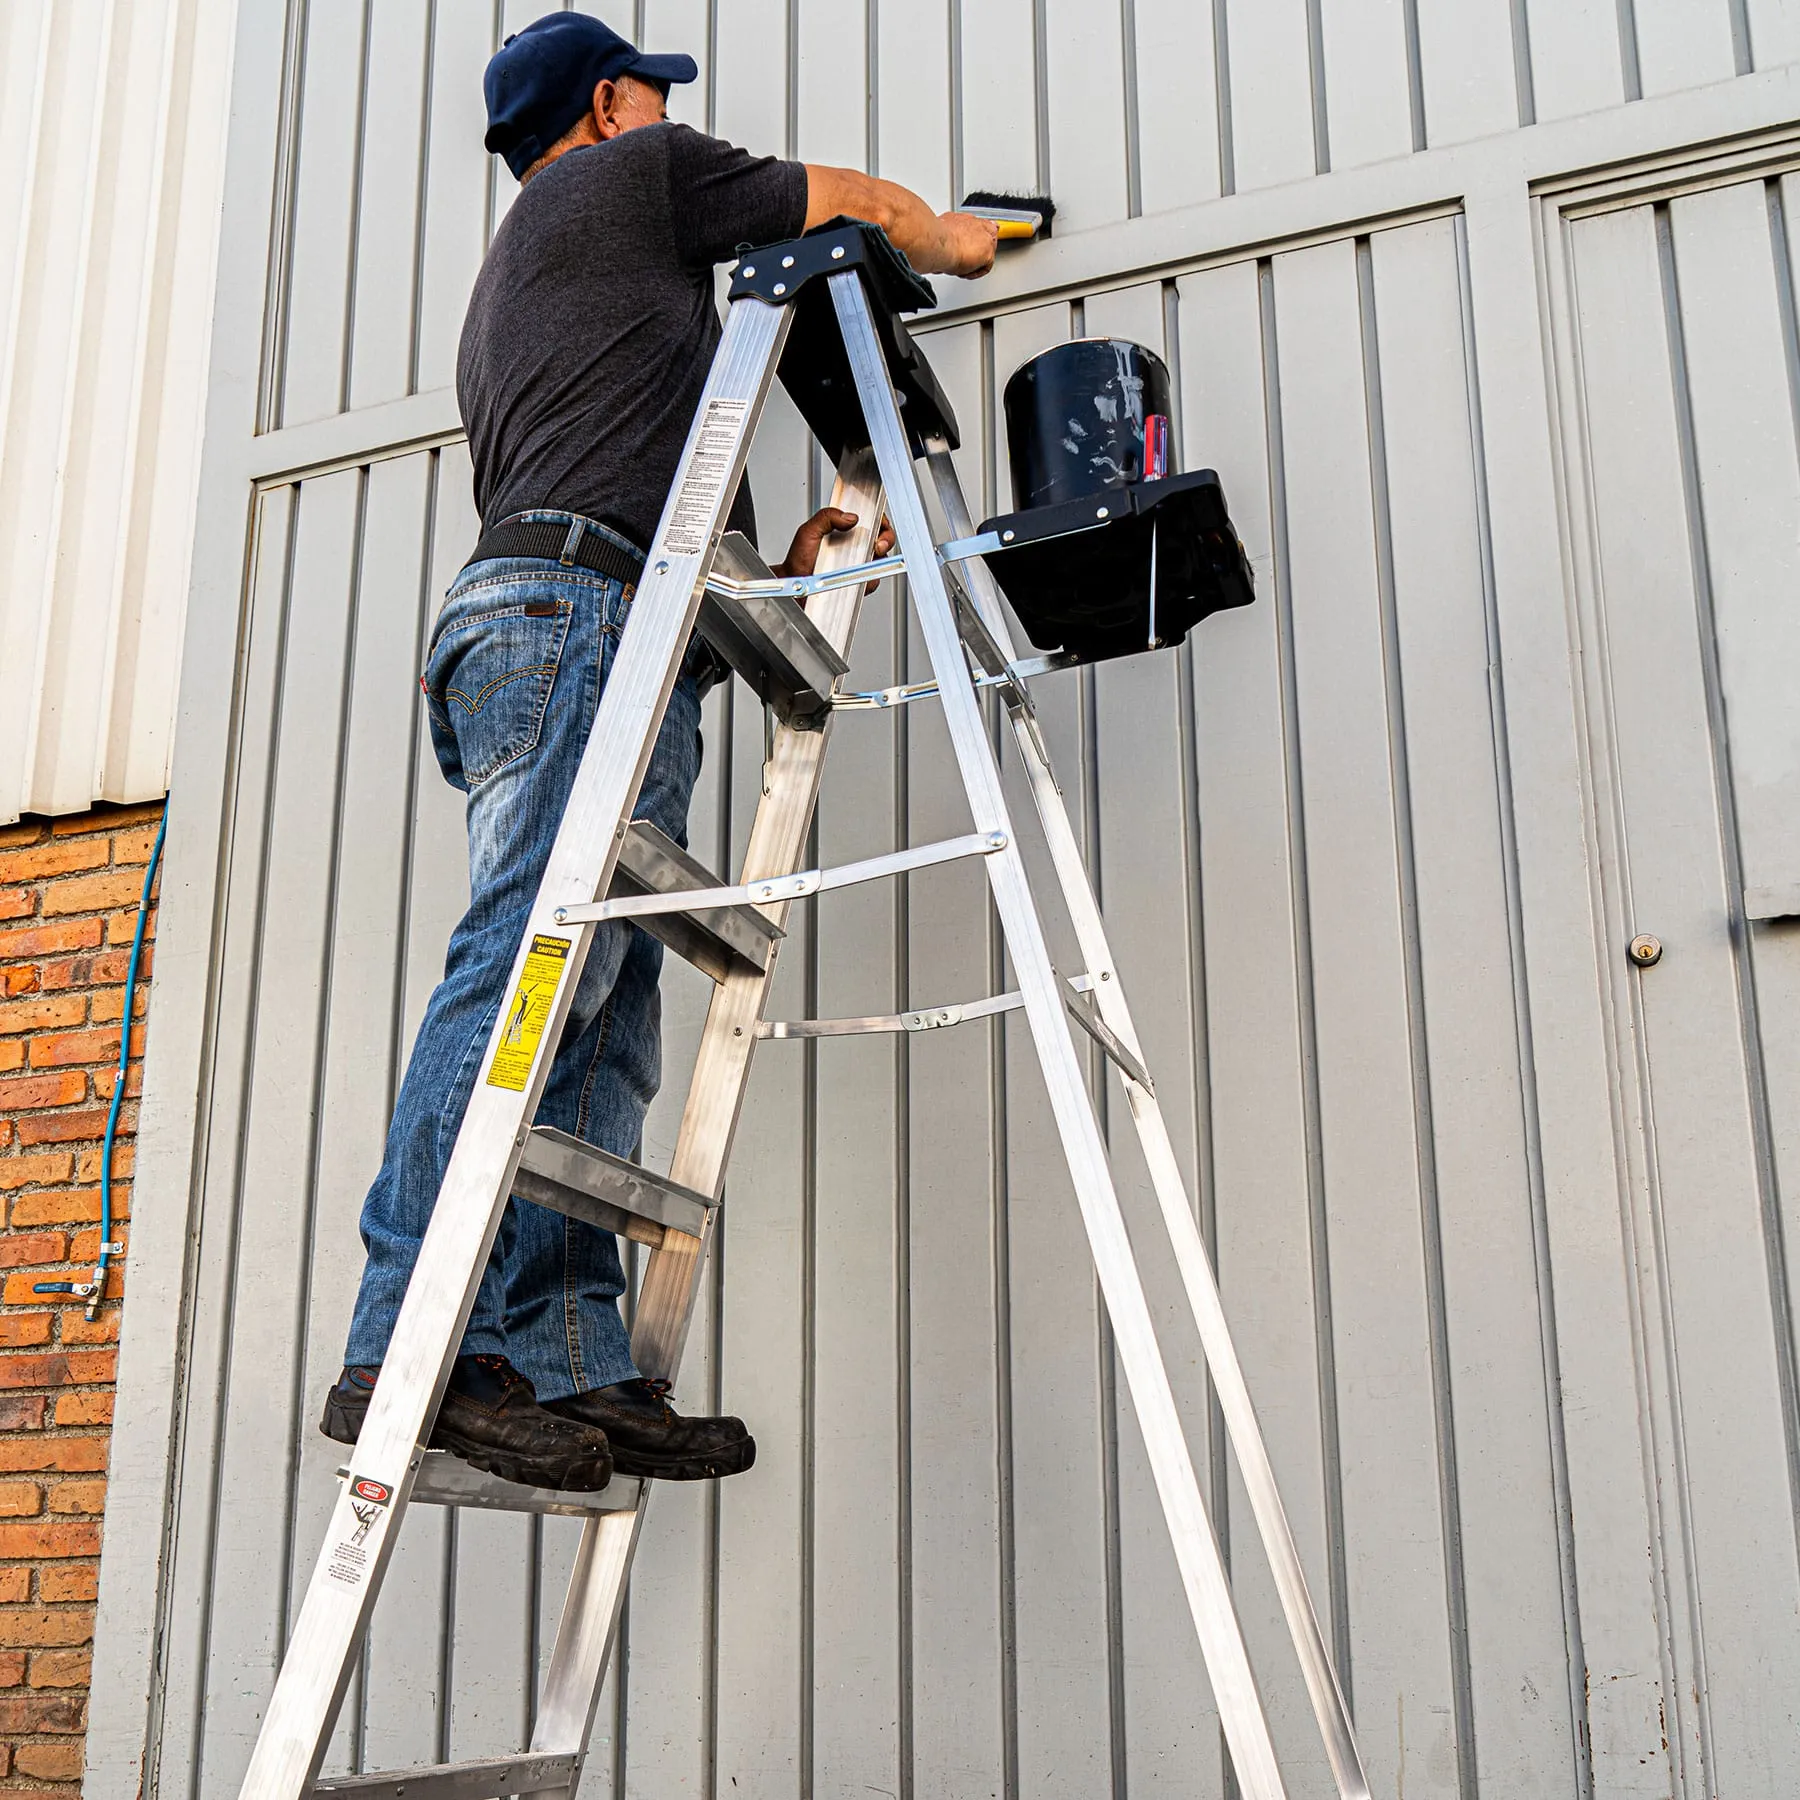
[937,212,999,279]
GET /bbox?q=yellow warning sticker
[486,934,571,1091]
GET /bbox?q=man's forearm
[803,165,995,278]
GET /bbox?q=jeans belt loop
[559,518,585,567]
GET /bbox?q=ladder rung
[339,1451,645,1518]
[557,830,1006,928]
[515,1126,715,1245]
[697,531,850,728]
[759,989,1025,1037]
[756,972,1154,1090]
[312,1752,577,1800]
[609,820,781,982]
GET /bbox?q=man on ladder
[319,11,999,1494]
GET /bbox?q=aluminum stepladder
[236,224,1371,1800]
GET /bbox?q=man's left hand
[774,507,896,581]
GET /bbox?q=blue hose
[34,807,166,1319]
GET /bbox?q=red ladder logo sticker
[351,1477,391,1505]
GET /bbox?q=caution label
[486,934,571,1091]
[663,398,749,556]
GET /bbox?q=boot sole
[321,1396,613,1493]
[431,1422,613,1492]
[611,1435,756,1482]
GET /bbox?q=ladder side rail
[923,447,1371,1799]
[525,443,886,1795]
[632,443,885,1376]
[237,296,794,1800]
[832,274,1289,1800]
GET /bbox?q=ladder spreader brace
[235,221,1371,1800]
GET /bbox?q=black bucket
[1003,338,1174,511]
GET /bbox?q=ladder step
[515,1126,716,1245]
[312,1752,577,1800]
[698,531,850,728]
[609,820,781,983]
[338,1451,645,1518]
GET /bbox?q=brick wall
[0,801,163,1797]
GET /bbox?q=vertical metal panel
[1131,0,1225,215]
[202,465,365,1793]
[299,453,436,1778]
[989,300,1121,1800]
[278,0,369,426]
[1042,0,1131,229]
[1083,279,1233,1800]
[413,5,497,397]
[1412,0,1521,143]
[1563,191,1800,1800]
[1523,0,1626,118]
[706,376,813,1798]
[1367,217,1574,1796]
[712,0,790,159]
[954,0,1043,198]
[345,0,432,411]
[1633,0,1742,92]
[1272,236,1460,1799]
[806,566,904,1799]
[1223,0,1318,190]
[640,0,713,130]
[1747,0,1800,62]
[1176,257,1340,1794]
[795,0,867,166]
[1316,0,1416,169]
[150,478,298,1800]
[1664,181,1800,919]
[0,0,233,822]
[874,0,953,204]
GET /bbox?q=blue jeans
[343,515,705,1401]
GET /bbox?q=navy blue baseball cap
[483,13,698,178]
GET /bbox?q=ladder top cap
[730,221,962,462]
[729,219,938,315]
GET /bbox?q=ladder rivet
[655,559,669,574]
[831,246,846,259]
[1002,530,1015,542]
[1096,506,1110,518]
[1628,934,1663,968]
[781,255,795,268]
[773,282,787,295]
[742,265,755,278]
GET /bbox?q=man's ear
[592,77,619,139]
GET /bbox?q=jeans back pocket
[424,594,575,790]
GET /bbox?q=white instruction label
[324,1486,389,1587]
[663,398,749,556]
[326,1540,370,1588]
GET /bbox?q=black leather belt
[466,516,646,586]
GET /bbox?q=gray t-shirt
[457,122,808,551]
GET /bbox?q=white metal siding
[88,3,1800,1799]
[0,0,234,823]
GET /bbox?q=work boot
[320,1354,614,1491]
[543,1378,754,1480]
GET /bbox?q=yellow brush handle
[994,218,1038,240]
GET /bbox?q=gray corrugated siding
[90,3,1800,1798]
